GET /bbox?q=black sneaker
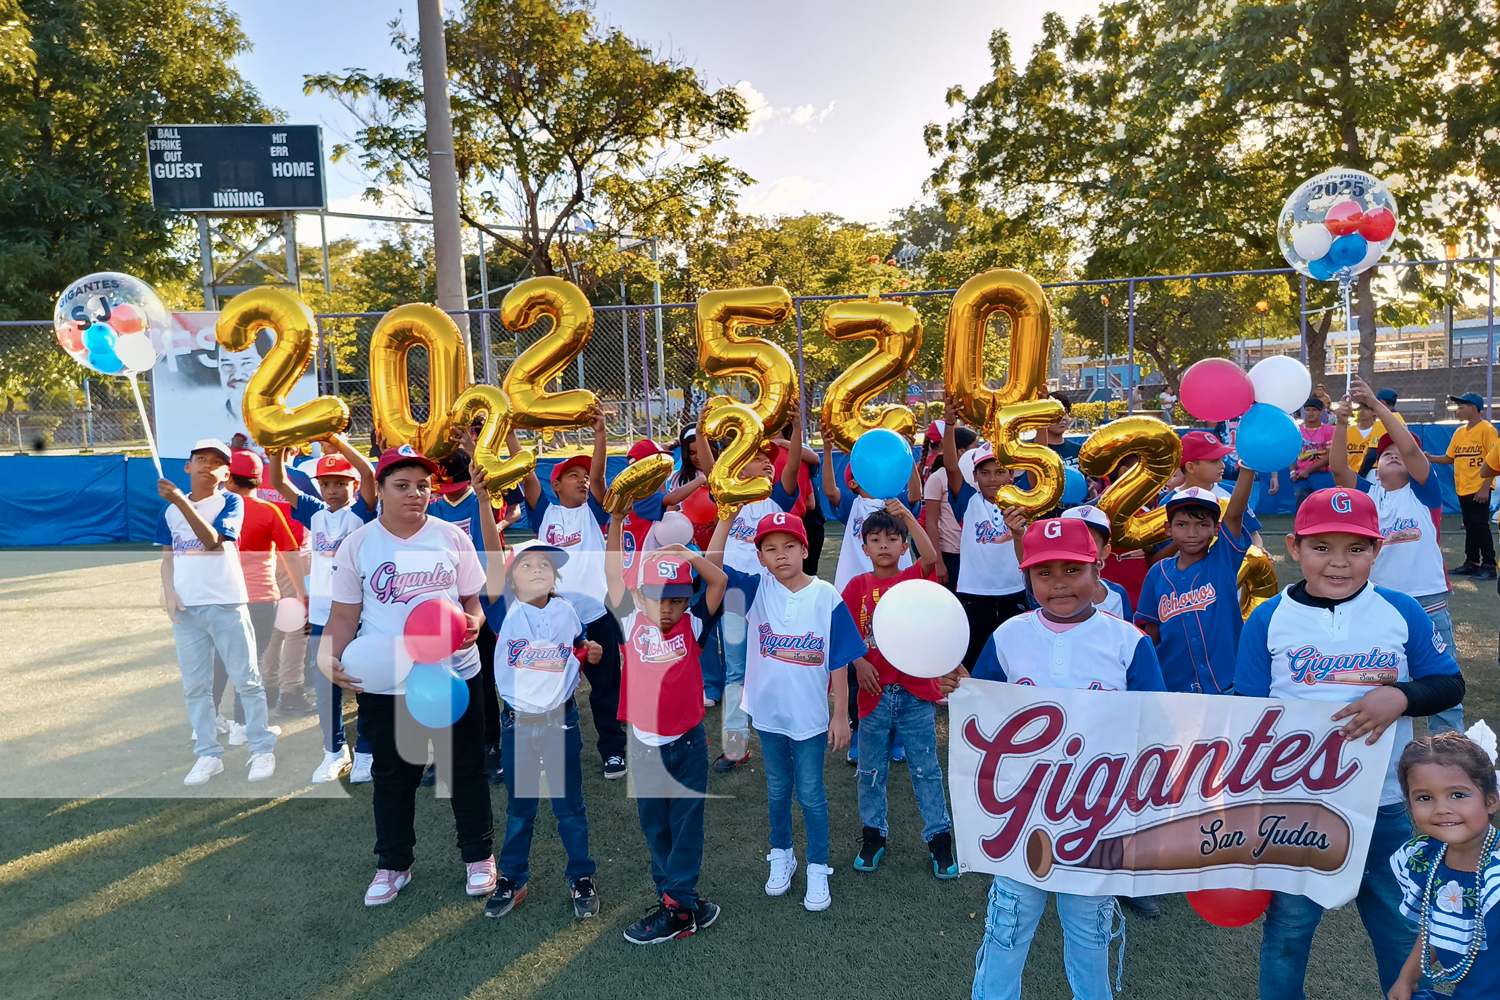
[1452,561,1480,576]
[484,744,504,785]
[603,756,627,780]
[483,878,525,918]
[1118,894,1161,918]
[928,831,959,879]
[854,826,885,872]
[1478,565,1498,581]
[419,763,437,787]
[570,876,600,918]
[623,899,695,945]
[712,752,750,772]
[690,896,721,930]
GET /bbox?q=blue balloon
[1327,233,1368,269]
[1307,255,1338,281]
[83,322,116,353]
[1236,403,1303,473]
[404,662,469,728]
[1061,468,1087,506]
[88,350,124,374]
[848,428,915,500]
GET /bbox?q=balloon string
[1341,278,1354,396]
[129,373,163,478]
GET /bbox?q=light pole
[1445,243,1458,373]
[1255,299,1269,363]
[1100,294,1110,400]
[418,0,469,336]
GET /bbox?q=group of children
[155,392,1495,995]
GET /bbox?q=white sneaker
[215,714,231,734]
[349,751,374,784]
[184,755,224,786]
[312,747,351,784]
[228,722,247,746]
[803,863,833,911]
[765,847,797,896]
[246,752,276,782]
[704,695,718,708]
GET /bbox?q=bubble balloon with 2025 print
[1277,168,1400,283]
[53,272,170,376]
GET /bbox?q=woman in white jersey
[323,446,495,908]
[1331,376,1462,734]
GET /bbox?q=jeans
[356,676,494,872]
[973,875,1122,1000]
[631,722,708,903]
[1458,492,1496,567]
[857,687,952,841]
[308,624,370,755]
[498,702,594,887]
[582,614,626,762]
[721,612,750,739]
[1257,802,1422,999]
[173,603,275,758]
[1424,607,1463,735]
[212,599,277,725]
[757,728,830,865]
[699,618,725,704]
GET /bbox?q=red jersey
[1101,548,1150,609]
[841,564,941,718]
[256,486,305,545]
[620,512,654,572]
[617,606,711,739]
[236,496,299,604]
[772,445,815,518]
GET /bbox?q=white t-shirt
[294,493,376,626]
[527,497,609,623]
[950,483,1024,596]
[154,490,248,606]
[330,516,486,686]
[1364,475,1448,600]
[493,596,584,715]
[721,485,796,576]
[832,492,913,593]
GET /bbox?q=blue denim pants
[721,612,749,738]
[973,875,1122,1000]
[757,728,830,865]
[172,603,275,757]
[1423,606,1463,735]
[856,686,952,841]
[631,722,708,904]
[1257,802,1424,999]
[498,701,594,887]
[307,624,370,755]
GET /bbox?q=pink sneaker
[466,856,498,897]
[364,868,412,906]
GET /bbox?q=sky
[225,0,1101,242]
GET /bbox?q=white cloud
[741,175,834,216]
[790,101,836,127]
[732,81,835,134]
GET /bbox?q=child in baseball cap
[1175,430,1263,545]
[1056,505,1134,619]
[943,515,1164,1000]
[1234,486,1463,998]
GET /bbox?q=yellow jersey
[1346,412,1405,470]
[1447,420,1500,495]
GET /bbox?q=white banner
[948,680,1395,909]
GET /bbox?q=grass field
[0,515,1494,999]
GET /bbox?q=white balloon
[1290,223,1332,262]
[274,597,306,632]
[653,510,694,546]
[1248,355,1313,414]
[870,579,970,679]
[957,448,979,489]
[338,633,414,696]
[112,333,159,374]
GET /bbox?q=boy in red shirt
[606,518,727,945]
[840,500,958,880]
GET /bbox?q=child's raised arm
[471,462,507,604]
[779,396,803,496]
[1329,399,1356,488]
[820,425,841,507]
[512,427,543,510]
[588,403,608,504]
[891,497,939,572]
[605,513,627,608]
[705,507,738,569]
[942,395,963,498]
[1352,376,1430,485]
[1223,463,1256,539]
[661,542,727,618]
[325,434,377,510]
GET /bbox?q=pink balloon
[108,302,146,335]
[403,599,468,663]
[1324,200,1363,237]
[1179,358,1255,422]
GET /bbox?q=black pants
[941,552,961,593]
[632,722,709,904]
[1459,492,1496,567]
[213,600,277,723]
[583,613,626,762]
[357,674,494,872]
[803,502,827,576]
[476,622,501,746]
[958,591,1030,669]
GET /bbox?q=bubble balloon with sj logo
[1277,168,1400,285]
[53,272,170,376]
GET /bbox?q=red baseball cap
[1180,430,1233,464]
[924,420,946,443]
[631,552,698,598]
[550,454,592,484]
[754,511,808,548]
[1293,488,1382,539]
[228,449,263,478]
[1373,433,1396,456]
[1019,517,1099,569]
[313,454,360,481]
[627,439,668,463]
[374,445,441,480]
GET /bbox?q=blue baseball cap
[1450,392,1485,409]
[1375,388,1398,404]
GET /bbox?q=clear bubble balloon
[1277,169,1400,284]
[53,272,170,376]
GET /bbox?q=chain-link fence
[3,257,1495,452]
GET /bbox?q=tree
[0,0,274,319]
[307,0,750,287]
[926,0,1496,384]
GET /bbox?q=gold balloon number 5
[215,288,350,448]
[696,286,797,433]
[369,303,472,461]
[819,297,923,453]
[500,277,597,431]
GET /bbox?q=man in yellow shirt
[1349,387,1407,477]
[1427,392,1497,579]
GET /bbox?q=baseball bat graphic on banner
[1024,801,1352,879]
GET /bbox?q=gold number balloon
[369,303,471,461]
[449,385,536,505]
[702,401,773,517]
[1239,545,1279,620]
[696,286,797,433]
[820,296,923,453]
[942,269,1053,435]
[989,398,1067,513]
[603,453,675,515]
[215,288,350,449]
[1078,417,1183,549]
[500,276,596,430]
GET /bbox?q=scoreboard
[146,124,327,213]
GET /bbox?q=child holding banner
[1233,488,1464,999]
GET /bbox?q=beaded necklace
[1418,825,1497,986]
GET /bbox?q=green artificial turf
[0,516,1493,999]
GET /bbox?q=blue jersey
[1134,522,1251,694]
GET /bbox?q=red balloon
[108,302,146,335]
[56,321,85,354]
[1323,200,1364,237]
[681,486,718,525]
[1187,888,1272,928]
[403,599,468,663]
[1358,207,1396,242]
[1179,357,1256,422]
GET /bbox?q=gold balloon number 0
[500,277,597,431]
[450,385,536,506]
[819,298,923,453]
[215,288,350,449]
[1078,417,1182,549]
[369,304,472,461]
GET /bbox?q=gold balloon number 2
[501,277,598,431]
[1078,416,1182,549]
[819,296,923,453]
[450,385,537,504]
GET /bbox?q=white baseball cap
[1061,503,1112,538]
[189,438,233,464]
